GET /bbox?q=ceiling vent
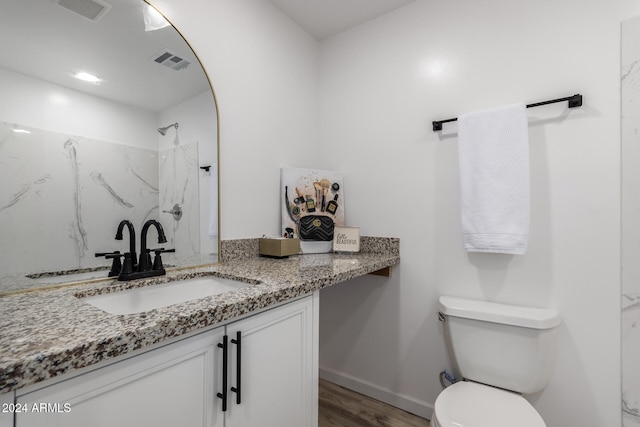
[152,49,191,71]
[56,0,112,22]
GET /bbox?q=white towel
[208,163,218,238]
[457,103,529,254]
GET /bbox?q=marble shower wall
[158,142,200,266]
[0,122,159,276]
[622,16,640,427]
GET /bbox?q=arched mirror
[0,0,219,294]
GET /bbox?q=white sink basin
[81,276,252,315]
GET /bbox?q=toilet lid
[433,381,546,427]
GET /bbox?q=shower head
[158,122,178,136]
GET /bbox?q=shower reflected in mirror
[158,122,179,136]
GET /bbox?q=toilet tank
[439,296,561,394]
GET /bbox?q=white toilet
[431,296,561,427]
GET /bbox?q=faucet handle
[95,251,119,257]
[150,248,175,253]
[95,251,123,277]
[162,204,182,221]
[151,248,175,271]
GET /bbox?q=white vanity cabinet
[15,327,226,427]
[14,293,318,427]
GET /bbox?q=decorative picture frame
[281,167,344,254]
[333,226,360,253]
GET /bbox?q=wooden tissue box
[259,237,300,258]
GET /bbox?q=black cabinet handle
[217,335,228,411]
[231,331,242,405]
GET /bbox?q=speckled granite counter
[0,237,399,395]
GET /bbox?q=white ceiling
[269,0,418,40]
[0,0,210,113]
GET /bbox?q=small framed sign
[333,226,360,253]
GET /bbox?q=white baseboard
[319,367,434,420]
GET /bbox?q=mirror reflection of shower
[158,122,179,145]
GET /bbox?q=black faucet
[116,219,173,281]
[138,219,168,272]
[115,220,137,270]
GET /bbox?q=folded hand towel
[457,103,529,254]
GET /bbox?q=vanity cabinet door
[16,327,225,427]
[225,294,318,427]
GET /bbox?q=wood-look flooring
[318,379,430,427]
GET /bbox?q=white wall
[317,1,639,426]
[146,0,640,426]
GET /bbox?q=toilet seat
[431,381,546,427]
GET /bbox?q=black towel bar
[432,93,583,132]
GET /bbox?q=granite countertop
[0,237,399,395]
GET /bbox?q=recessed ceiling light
[13,129,31,134]
[73,71,101,84]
